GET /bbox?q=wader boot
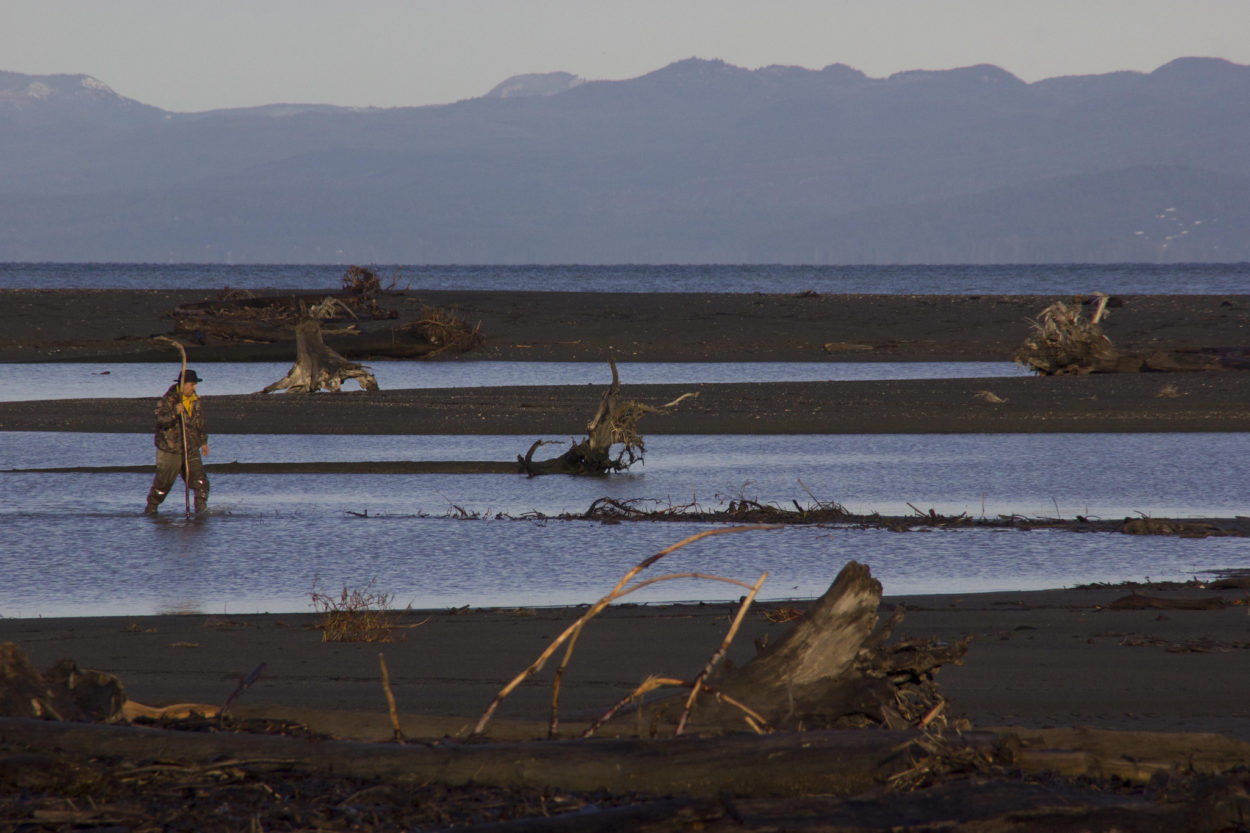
[144,488,166,515]
[190,467,209,513]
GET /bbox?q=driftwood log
[518,357,696,475]
[1014,293,1117,374]
[169,266,486,360]
[621,561,969,734]
[4,717,1249,832]
[259,318,379,393]
[1016,293,1250,374]
[0,642,216,724]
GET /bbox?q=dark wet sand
[5,373,1250,435]
[3,582,1250,743]
[1,289,1249,434]
[2,288,1248,364]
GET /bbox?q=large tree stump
[0,642,128,722]
[639,562,969,732]
[260,319,379,393]
[518,357,695,476]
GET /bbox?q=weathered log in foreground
[0,711,998,797]
[0,643,127,723]
[519,357,697,475]
[260,318,380,393]
[3,716,1250,831]
[713,565,958,729]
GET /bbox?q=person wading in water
[144,369,210,514]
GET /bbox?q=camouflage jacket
[154,384,208,454]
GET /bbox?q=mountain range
[1,57,1247,264]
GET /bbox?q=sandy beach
[4,579,1250,829]
[1,289,1249,436]
[3,287,1250,829]
[4,583,1250,742]
[2,288,1248,365]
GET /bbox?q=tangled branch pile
[395,305,485,356]
[579,495,852,524]
[171,266,398,343]
[1014,293,1116,375]
[340,264,389,297]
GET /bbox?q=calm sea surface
[2,430,1247,619]
[3,262,1249,294]
[1,262,1247,618]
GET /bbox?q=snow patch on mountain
[484,71,584,99]
[81,76,115,94]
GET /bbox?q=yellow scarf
[181,392,198,415]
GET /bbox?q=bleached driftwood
[260,319,379,393]
[1015,293,1116,375]
[518,356,696,475]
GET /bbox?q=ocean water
[2,431,1247,619]
[2,261,1249,294]
[1,261,1247,618]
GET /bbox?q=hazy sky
[6,0,1250,112]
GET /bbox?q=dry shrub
[341,265,384,297]
[402,305,486,355]
[203,292,301,323]
[1014,293,1116,375]
[338,265,401,319]
[311,579,410,643]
